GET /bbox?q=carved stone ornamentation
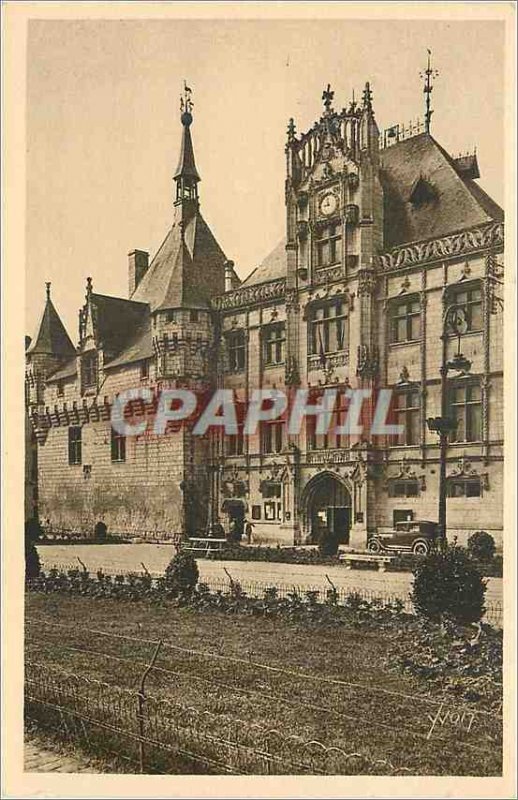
[285,288,299,312]
[285,355,300,386]
[212,278,286,311]
[385,457,426,492]
[378,221,504,272]
[356,344,379,379]
[448,455,489,490]
[357,268,377,296]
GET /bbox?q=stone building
[26,82,504,548]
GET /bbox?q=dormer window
[408,176,437,207]
[81,352,98,391]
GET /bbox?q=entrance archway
[221,499,246,541]
[302,472,352,545]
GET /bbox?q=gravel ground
[36,542,503,607]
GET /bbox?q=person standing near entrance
[244,519,254,545]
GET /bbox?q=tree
[467,531,496,562]
[411,544,486,625]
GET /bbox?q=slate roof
[130,206,227,311]
[104,315,153,370]
[89,293,149,359]
[379,133,503,249]
[174,122,200,183]
[241,237,288,286]
[240,133,503,287]
[26,296,76,359]
[46,357,78,383]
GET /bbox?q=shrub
[467,531,496,562]
[25,540,41,579]
[318,530,339,557]
[165,551,199,595]
[94,521,108,542]
[411,545,486,624]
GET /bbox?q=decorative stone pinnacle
[86,276,93,297]
[362,82,373,111]
[287,117,296,140]
[322,83,334,113]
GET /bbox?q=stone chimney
[128,250,149,296]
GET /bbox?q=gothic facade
[25,83,504,548]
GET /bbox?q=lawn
[25,592,502,776]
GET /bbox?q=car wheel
[368,538,382,553]
[412,540,429,556]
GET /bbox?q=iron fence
[25,659,418,775]
[25,617,503,775]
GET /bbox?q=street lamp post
[427,304,472,551]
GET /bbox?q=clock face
[320,192,338,217]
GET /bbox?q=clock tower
[284,82,384,545]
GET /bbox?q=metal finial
[180,81,194,126]
[419,49,439,133]
[45,282,51,300]
[322,83,334,112]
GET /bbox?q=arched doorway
[302,472,352,545]
[221,499,246,541]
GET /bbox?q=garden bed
[24,590,502,776]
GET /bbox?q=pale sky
[26,18,505,340]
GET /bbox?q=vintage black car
[367,520,439,556]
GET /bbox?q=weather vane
[420,49,439,133]
[180,81,194,116]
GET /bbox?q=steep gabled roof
[89,293,149,358]
[130,206,227,311]
[379,133,503,249]
[46,357,77,383]
[104,315,153,370]
[241,238,287,287]
[26,293,75,358]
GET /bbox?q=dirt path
[24,739,100,773]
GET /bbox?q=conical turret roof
[26,285,75,358]
[130,203,227,310]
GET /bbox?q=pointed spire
[26,283,75,358]
[174,82,201,203]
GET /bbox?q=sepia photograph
[2,2,516,798]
